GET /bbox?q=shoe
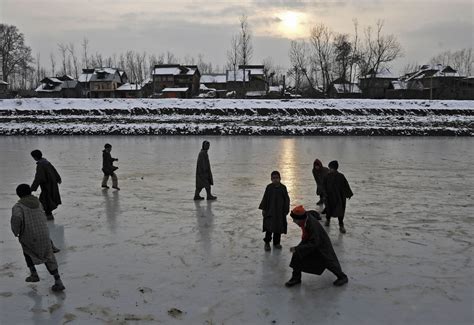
[273,244,282,249]
[112,186,120,190]
[102,185,109,189]
[339,226,346,234]
[193,196,205,200]
[316,199,323,205]
[26,274,40,282]
[325,219,330,227]
[207,195,217,200]
[51,280,65,292]
[333,275,348,286]
[321,208,327,215]
[52,246,60,253]
[264,242,271,251]
[285,277,301,287]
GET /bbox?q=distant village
[0,63,473,100]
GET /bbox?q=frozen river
[0,136,472,324]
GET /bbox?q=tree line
[1,19,473,93]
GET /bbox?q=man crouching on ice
[11,184,65,292]
[285,205,348,287]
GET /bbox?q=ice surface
[0,136,472,324]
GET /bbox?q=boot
[193,195,204,200]
[325,219,330,227]
[264,242,271,251]
[333,274,348,286]
[285,273,302,287]
[26,273,40,282]
[206,195,217,200]
[112,186,120,190]
[273,244,282,249]
[51,279,65,292]
[339,225,346,234]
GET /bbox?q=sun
[281,11,299,30]
[278,11,304,38]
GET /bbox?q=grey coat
[11,195,57,267]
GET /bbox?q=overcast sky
[1,0,473,75]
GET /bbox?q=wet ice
[0,136,472,324]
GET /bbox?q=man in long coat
[312,158,329,206]
[11,184,65,292]
[322,160,353,234]
[194,140,216,200]
[285,205,348,287]
[31,150,62,220]
[258,171,290,251]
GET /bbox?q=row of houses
[2,63,473,100]
[333,65,474,100]
[31,64,268,99]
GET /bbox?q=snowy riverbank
[1,98,473,135]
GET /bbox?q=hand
[115,158,119,162]
[290,247,296,253]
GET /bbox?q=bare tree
[166,51,177,64]
[288,40,318,94]
[333,34,352,82]
[226,34,240,82]
[50,53,56,76]
[401,62,419,76]
[82,37,89,69]
[430,48,473,76]
[67,43,79,78]
[0,24,33,83]
[310,23,334,92]
[58,43,68,76]
[238,14,253,93]
[360,20,403,77]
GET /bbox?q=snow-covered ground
[0,98,473,135]
[0,136,473,324]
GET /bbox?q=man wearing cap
[11,184,65,292]
[286,205,348,287]
[323,160,353,233]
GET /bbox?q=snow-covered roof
[406,64,461,81]
[239,65,265,76]
[162,87,189,92]
[201,74,227,84]
[390,80,407,90]
[78,73,93,83]
[332,83,361,94]
[152,65,197,76]
[361,67,397,79]
[35,84,62,92]
[226,70,250,82]
[117,83,142,91]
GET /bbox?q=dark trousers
[290,254,346,280]
[327,215,344,227]
[264,232,281,245]
[24,253,58,276]
[195,186,211,197]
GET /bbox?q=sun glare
[278,11,303,38]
